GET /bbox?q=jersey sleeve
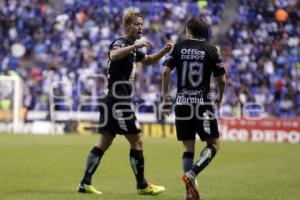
[136,50,146,62]
[108,39,126,60]
[110,39,125,50]
[211,46,226,77]
[163,44,176,70]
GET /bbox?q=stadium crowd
[0,0,299,117]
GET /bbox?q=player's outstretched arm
[140,42,173,65]
[109,40,152,61]
[214,74,226,108]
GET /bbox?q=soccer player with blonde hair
[77,8,172,195]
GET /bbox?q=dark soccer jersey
[105,38,145,98]
[164,39,225,103]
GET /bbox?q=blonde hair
[123,8,142,28]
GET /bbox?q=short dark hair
[186,17,209,39]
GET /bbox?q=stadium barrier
[218,118,300,144]
[0,111,299,143]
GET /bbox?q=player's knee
[96,135,115,151]
[207,139,220,151]
[183,145,195,153]
[213,143,220,151]
[133,139,143,150]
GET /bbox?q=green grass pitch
[0,133,299,200]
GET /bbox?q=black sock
[81,147,104,185]
[191,144,217,176]
[129,149,147,189]
[182,152,194,173]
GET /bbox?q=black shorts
[175,104,219,141]
[98,96,141,135]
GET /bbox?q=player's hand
[134,40,153,49]
[214,96,222,109]
[163,42,173,53]
[162,100,172,116]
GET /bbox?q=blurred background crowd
[0,0,299,117]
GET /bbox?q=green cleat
[137,183,166,195]
[77,184,103,195]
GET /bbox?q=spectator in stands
[0,0,299,117]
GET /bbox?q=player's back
[169,39,224,103]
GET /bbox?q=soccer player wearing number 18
[162,17,226,200]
